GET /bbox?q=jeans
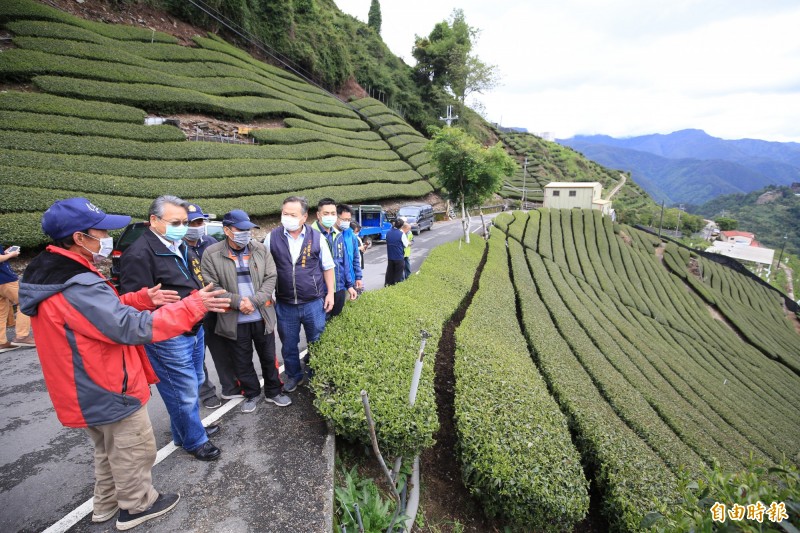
[145,327,208,451]
[275,298,326,382]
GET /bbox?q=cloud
[335,0,800,142]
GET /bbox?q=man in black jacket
[119,195,221,462]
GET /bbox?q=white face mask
[81,233,113,264]
[320,215,337,229]
[281,215,301,232]
[184,226,204,241]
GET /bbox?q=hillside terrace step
[67,387,334,533]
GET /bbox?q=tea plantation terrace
[0,0,435,248]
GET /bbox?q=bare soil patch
[337,76,367,102]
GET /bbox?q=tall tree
[428,127,516,243]
[412,10,498,115]
[367,0,382,35]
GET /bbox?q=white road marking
[43,352,303,532]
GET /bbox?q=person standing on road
[119,195,222,462]
[201,210,291,413]
[351,220,366,274]
[182,203,227,410]
[18,197,229,530]
[337,204,363,298]
[384,218,407,286]
[0,243,33,352]
[264,196,335,393]
[311,198,356,318]
[402,221,413,280]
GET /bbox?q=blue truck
[354,204,392,246]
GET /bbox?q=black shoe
[116,493,180,531]
[205,424,220,437]
[202,396,222,409]
[189,441,221,461]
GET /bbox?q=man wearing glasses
[119,195,222,462]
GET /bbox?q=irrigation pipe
[361,390,401,502]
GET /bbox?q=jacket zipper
[121,354,129,405]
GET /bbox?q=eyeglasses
[157,216,188,227]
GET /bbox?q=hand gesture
[147,283,180,307]
[323,292,334,312]
[197,283,231,313]
[239,296,255,314]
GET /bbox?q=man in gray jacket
[200,210,290,413]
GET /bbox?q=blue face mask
[164,224,188,241]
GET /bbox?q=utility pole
[676,203,684,235]
[439,105,459,127]
[522,157,528,209]
[658,200,665,239]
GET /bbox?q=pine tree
[368,0,382,35]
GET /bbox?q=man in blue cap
[119,195,223,462]
[18,198,229,530]
[201,210,290,414]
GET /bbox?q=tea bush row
[311,240,485,458]
[0,130,397,162]
[0,109,185,142]
[0,90,145,123]
[0,149,412,179]
[250,127,390,151]
[454,236,589,530]
[1,166,424,201]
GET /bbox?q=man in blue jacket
[336,204,363,295]
[385,218,407,286]
[311,198,357,318]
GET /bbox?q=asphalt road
[0,214,492,532]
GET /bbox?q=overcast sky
[335,0,800,143]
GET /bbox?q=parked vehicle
[397,204,434,234]
[352,204,392,247]
[109,220,223,287]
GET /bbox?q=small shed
[543,182,612,215]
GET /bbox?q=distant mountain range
[558,129,800,205]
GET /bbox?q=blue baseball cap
[187,203,209,222]
[222,209,259,229]
[41,198,131,240]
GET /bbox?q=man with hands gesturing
[19,198,230,531]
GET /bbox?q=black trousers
[385,259,405,286]
[204,313,240,397]
[328,289,347,319]
[230,320,282,398]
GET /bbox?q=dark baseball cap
[222,209,259,229]
[187,203,209,222]
[41,198,131,240]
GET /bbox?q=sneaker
[240,396,261,413]
[265,393,292,407]
[202,396,222,409]
[221,392,244,400]
[116,493,180,531]
[10,335,35,347]
[282,377,299,393]
[91,505,119,523]
[0,342,19,353]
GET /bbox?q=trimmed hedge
[0,0,178,43]
[251,127,390,151]
[397,142,427,159]
[283,118,382,141]
[1,48,357,119]
[0,181,434,248]
[0,109,185,142]
[407,151,431,169]
[455,236,589,529]
[312,240,485,458]
[32,75,369,130]
[0,90,146,123]
[0,166,425,200]
[0,130,399,162]
[0,149,412,179]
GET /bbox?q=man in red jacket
[18,198,229,531]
